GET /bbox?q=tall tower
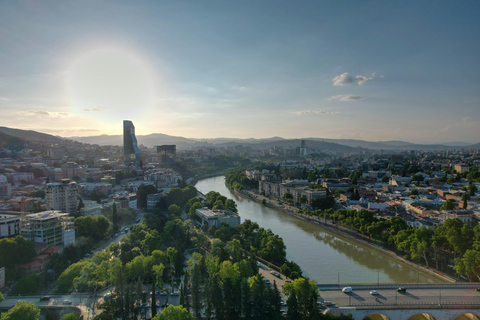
[123,120,141,167]
[300,140,307,156]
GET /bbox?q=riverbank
[188,171,228,186]
[231,187,456,284]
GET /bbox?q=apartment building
[45,179,78,215]
[20,210,75,247]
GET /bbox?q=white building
[195,208,241,228]
[0,213,20,238]
[45,179,78,215]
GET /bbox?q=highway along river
[196,176,444,284]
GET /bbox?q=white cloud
[19,110,69,118]
[0,97,9,101]
[333,72,380,86]
[355,75,373,85]
[332,72,354,86]
[293,110,341,116]
[328,94,364,102]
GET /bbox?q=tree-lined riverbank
[196,176,446,284]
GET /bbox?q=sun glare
[68,47,158,122]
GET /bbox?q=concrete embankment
[231,188,455,284]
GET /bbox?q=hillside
[0,131,26,151]
[0,126,62,143]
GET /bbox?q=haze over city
[0,1,479,143]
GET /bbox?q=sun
[68,46,158,122]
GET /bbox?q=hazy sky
[0,1,479,143]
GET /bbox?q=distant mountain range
[0,126,478,152]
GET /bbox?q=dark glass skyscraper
[123,120,141,166]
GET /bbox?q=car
[141,303,150,308]
[161,303,170,308]
[280,299,286,306]
[271,271,282,279]
[171,290,179,296]
[265,278,270,285]
[475,288,480,292]
[160,290,168,295]
[324,301,335,306]
[342,286,352,293]
[397,287,407,293]
[40,296,51,301]
[63,300,72,305]
[369,290,379,295]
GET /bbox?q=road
[318,287,480,307]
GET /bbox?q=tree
[299,195,308,205]
[462,193,470,209]
[469,183,477,196]
[0,301,40,320]
[283,192,293,203]
[381,175,389,183]
[137,185,159,209]
[152,305,193,320]
[168,204,182,216]
[61,312,81,320]
[188,202,203,219]
[112,202,118,231]
[283,278,319,319]
[410,189,419,196]
[454,249,480,281]
[12,274,40,294]
[439,199,455,211]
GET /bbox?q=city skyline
[0,1,479,144]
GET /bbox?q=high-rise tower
[123,120,141,167]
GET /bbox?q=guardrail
[318,283,480,291]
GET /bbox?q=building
[156,145,176,164]
[195,208,241,228]
[20,210,75,247]
[0,175,11,197]
[45,179,78,215]
[78,182,113,197]
[439,210,475,224]
[0,213,20,237]
[11,172,34,184]
[123,120,141,167]
[259,180,327,205]
[454,164,469,174]
[18,245,63,275]
[79,200,103,216]
[0,267,5,290]
[60,162,86,180]
[147,192,163,211]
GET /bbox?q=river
[195,176,444,284]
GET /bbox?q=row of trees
[296,207,480,281]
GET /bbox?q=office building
[156,145,176,164]
[123,120,141,167]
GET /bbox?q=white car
[342,286,352,293]
[370,290,379,295]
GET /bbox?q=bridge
[318,283,480,320]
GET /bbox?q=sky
[0,1,479,144]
